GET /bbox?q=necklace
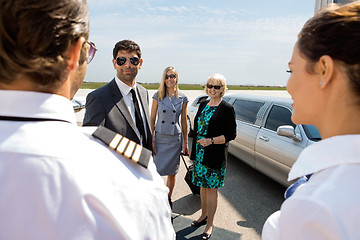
[167,89,175,99]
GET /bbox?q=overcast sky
[85,0,315,86]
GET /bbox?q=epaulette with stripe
[92,126,151,168]
[284,174,312,199]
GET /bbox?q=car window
[223,97,231,103]
[193,96,208,107]
[303,124,322,141]
[197,96,208,104]
[233,99,264,124]
[265,105,295,131]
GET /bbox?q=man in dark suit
[83,40,152,150]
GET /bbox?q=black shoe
[202,233,211,239]
[191,216,207,227]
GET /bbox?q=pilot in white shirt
[0,90,175,240]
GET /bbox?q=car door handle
[259,136,269,142]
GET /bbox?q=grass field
[81,82,286,91]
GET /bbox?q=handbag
[181,153,200,195]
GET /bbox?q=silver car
[187,94,209,137]
[72,97,86,113]
[187,94,321,186]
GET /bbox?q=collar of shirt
[114,75,138,96]
[0,90,76,124]
[114,75,147,141]
[288,134,360,181]
[114,75,140,118]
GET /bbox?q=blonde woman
[190,73,236,239]
[150,66,189,204]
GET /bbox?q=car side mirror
[277,125,302,142]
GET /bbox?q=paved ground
[74,89,289,239]
[170,144,285,240]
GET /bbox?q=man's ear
[318,55,334,89]
[67,37,86,71]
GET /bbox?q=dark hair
[298,2,360,95]
[0,0,89,85]
[113,40,142,59]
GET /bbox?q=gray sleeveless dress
[152,91,188,175]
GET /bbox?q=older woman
[262,3,360,239]
[190,73,236,239]
[150,66,189,203]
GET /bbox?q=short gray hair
[205,73,227,97]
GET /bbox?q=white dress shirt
[0,90,175,240]
[115,75,147,142]
[262,135,360,240]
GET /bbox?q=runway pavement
[74,89,288,239]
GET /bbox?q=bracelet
[211,137,214,145]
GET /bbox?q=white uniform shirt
[262,135,360,240]
[0,90,175,240]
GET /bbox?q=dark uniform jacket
[83,79,152,151]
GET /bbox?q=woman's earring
[319,81,322,86]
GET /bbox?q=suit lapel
[136,86,152,148]
[172,95,183,107]
[161,93,175,110]
[162,92,183,111]
[109,79,139,139]
[136,86,150,127]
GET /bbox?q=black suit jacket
[190,100,236,169]
[83,79,152,151]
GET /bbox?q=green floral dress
[192,105,226,188]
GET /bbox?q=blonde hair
[156,66,179,100]
[205,73,226,97]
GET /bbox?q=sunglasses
[116,56,140,66]
[165,74,176,79]
[207,84,222,90]
[87,41,97,64]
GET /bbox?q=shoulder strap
[92,126,151,168]
[0,116,150,168]
[284,174,313,199]
[180,152,190,172]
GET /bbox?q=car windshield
[303,125,322,142]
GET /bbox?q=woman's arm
[198,103,236,147]
[197,135,225,147]
[150,98,158,153]
[180,101,189,155]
